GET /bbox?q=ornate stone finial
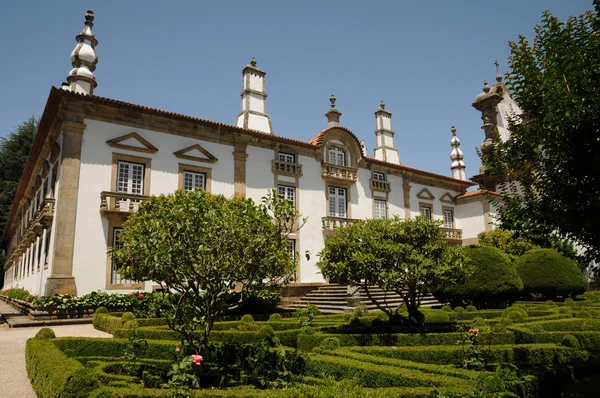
[329,95,336,109]
[250,57,257,67]
[495,60,503,82]
[325,95,341,127]
[66,9,99,95]
[449,126,466,180]
[483,80,490,93]
[380,100,385,109]
[451,125,457,136]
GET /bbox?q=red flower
[138,294,145,299]
[176,347,180,353]
[191,354,203,365]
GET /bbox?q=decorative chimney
[236,57,272,134]
[450,126,466,180]
[325,95,341,127]
[373,101,400,164]
[66,10,98,95]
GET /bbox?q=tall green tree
[484,3,600,262]
[0,116,37,235]
[317,216,468,326]
[113,189,301,355]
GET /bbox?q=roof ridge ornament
[495,60,503,83]
[66,10,98,95]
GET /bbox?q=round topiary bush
[493,323,508,333]
[424,310,450,324]
[95,306,108,314]
[466,305,478,312]
[564,298,576,306]
[454,306,466,314]
[121,312,135,322]
[561,334,580,348]
[258,325,275,338]
[516,248,587,299]
[240,314,254,323]
[577,310,592,319]
[123,320,139,329]
[507,311,525,322]
[441,305,453,312]
[545,300,557,307]
[268,313,283,322]
[320,337,341,351]
[433,246,523,309]
[35,327,56,340]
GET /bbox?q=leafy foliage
[477,230,536,261]
[433,246,523,309]
[318,216,468,326]
[516,249,587,299]
[483,4,600,262]
[113,189,302,356]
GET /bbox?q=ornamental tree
[317,216,469,325]
[112,189,301,355]
[484,3,600,262]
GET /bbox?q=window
[44,229,51,265]
[111,228,135,284]
[277,185,296,206]
[328,187,347,218]
[328,147,345,166]
[373,172,386,181]
[36,237,42,269]
[117,161,144,194]
[286,239,296,260]
[443,209,454,228]
[420,205,432,220]
[279,152,295,164]
[183,170,206,191]
[374,200,387,219]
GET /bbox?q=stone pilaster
[233,140,248,199]
[402,179,411,219]
[44,121,85,296]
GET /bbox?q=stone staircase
[291,284,439,314]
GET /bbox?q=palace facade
[1,11,515,296]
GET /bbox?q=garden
[11,190,600,397]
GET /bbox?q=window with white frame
[278,152,295,164]
[374,200,387,219]
[373,171,386,181]
[328,187,347,218]
[328,147,345,166]
[117,161,144,194]
[111,228,135,285]
[286,239,296,260]
[420,205,432,220]
[183,170,206,191]
[443,209,454,228]
[277,185,296,206]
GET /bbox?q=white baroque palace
[2,11,517,296]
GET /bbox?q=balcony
[100,191,148,220]
[370,179,391,193]
[6,198,55,261]
[322,163,358,186]
[322,216,360,236]
[272,160,303,177]
[440,227,463,245]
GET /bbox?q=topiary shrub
[507,311,525,322]
[454,306,466,314]
[493,323,508,333]
[121,312,135,322]
[516,248,587,299]
[433,246,523,309]
[471,317,491,333]
[424,310,450,324]
[35,328,56,340]
[577,310,592,319]
[466,305,478,312]
[268,313,283,322]
[258,325,275,338]
[94,306,108,314]
[581,319,600,331]
[241,314,254,323]
[123,320,139,329]
[564,298,576,306]
[320,337,341,351]
[545,300,557,307]
[561,334,580,348]
[441,305,453,312]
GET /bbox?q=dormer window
[328,147,345,166]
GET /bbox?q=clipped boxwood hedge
[433,246,523,309]
[516,249,587,299]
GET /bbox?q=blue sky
[0,1,591,178]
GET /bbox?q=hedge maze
[25,298,600,397]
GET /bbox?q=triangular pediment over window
[174,144,218,163]
[106,132,158,154]
[416,188,435,200]
[440,192,456,204]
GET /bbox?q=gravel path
[0,323,111,398]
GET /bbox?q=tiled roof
[455,189,503,200]
[307,126,362,146]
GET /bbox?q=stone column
[44,121,85,296]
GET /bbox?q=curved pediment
[309,126,364,167]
